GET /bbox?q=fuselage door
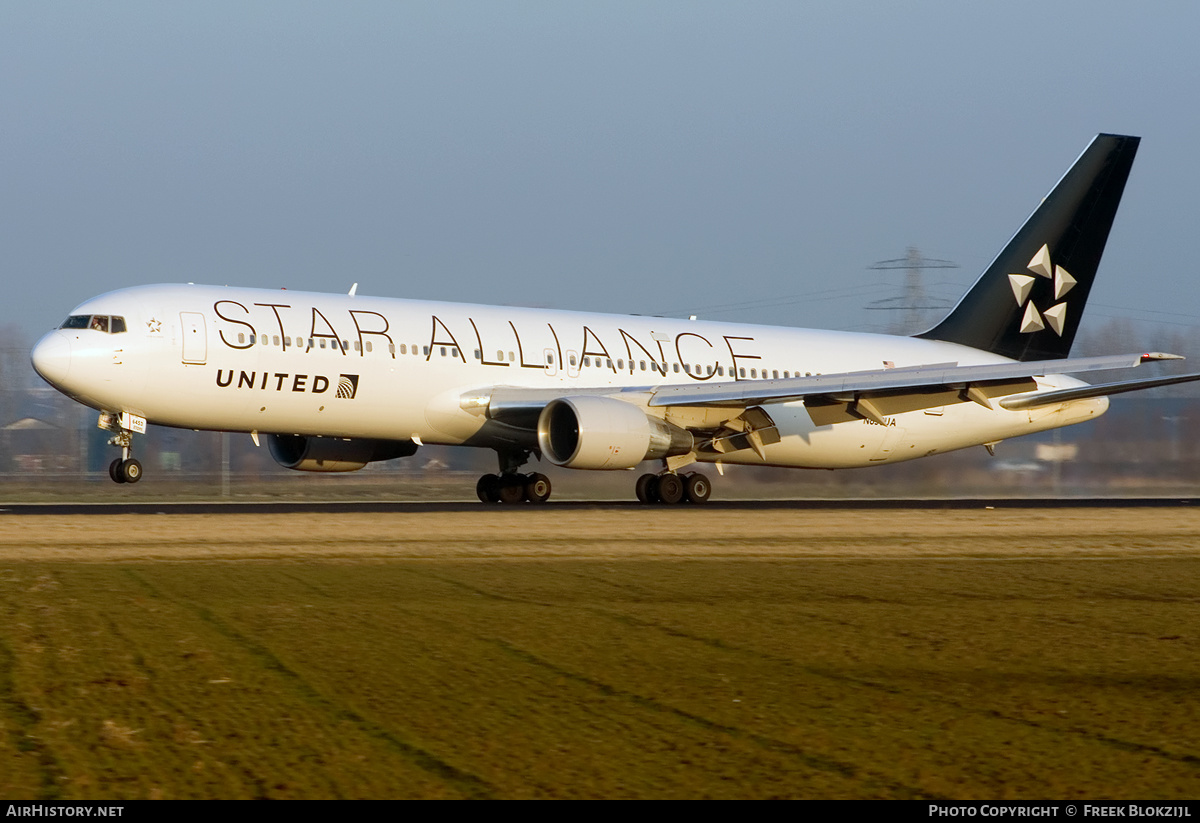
[180,312,207,364]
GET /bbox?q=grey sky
[4,1,1199,346]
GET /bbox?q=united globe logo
[336,374,359,399]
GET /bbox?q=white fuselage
[32,283,1106,470]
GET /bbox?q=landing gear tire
[476,474,502,503]
[524,473,552,504]
[479,473,549,504]
[498,475,526,504]
[120,459,143,484]
[109,458,127,484]
[636,473,659,504]
[656,473,684,505]
[684,472,711,504]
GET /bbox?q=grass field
[0,508,1198,799]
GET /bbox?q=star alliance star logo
[1008,244,1075,336]
[146,318,162,333]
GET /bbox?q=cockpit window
[60,315,126,333]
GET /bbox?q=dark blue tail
[917,134,1139,361]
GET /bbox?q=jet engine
[267,434,419,472]
[536,396,693,470]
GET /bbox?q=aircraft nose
[31,331,72,387]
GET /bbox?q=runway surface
[2,496,1198,516]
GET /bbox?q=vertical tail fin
[917,134,1140,361]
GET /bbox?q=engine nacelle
[536,396,693,470]
[267,434,419,473]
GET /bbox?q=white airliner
[30,134,1200,503]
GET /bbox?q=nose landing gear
[108,457,143,484]
[100,412,145,484]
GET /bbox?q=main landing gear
[636,471,711,505]
[476,472,552,504]
[477,448,552,504]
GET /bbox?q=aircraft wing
[998,371,1200,410]
[644,352,1194,426]
[475,352,1194,434]
[467,352,1199,464]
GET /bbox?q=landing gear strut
[636,471,711,505]
[476,449,552,504]
[101,412,143,484]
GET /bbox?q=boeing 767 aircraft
[30,134,1200,503]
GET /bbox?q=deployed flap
[805,379,1035,426]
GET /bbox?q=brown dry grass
[0,508,1197,799]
